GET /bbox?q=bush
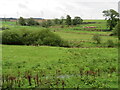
[41,20,53,28]
[18,17,40,26]
[26,18,40,26]
[2,29,68,47]
[68,41,82,48]
[2,30,22,45]
[41,21,48,28]
[0,32,2,44]
[92,34,101,44]
[114,21,120,40]
[107,40,114,47]
[18,17,26,26]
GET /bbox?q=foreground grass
[2,45,118,88]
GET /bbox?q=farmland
[1,19,119,88]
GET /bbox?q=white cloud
[0,0,119,19]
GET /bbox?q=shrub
[107,40,114,47]
[41,20,53,28]
[68,41,82,48]
[37,30,66,46]
[2,29,68,47]
[18,17,26,26]
[18,17,39,26]
[92,34,101,44]
[26,18,39,26]
[34,39,43,46]
[113,21,120,40]
[41,21,48,28]
[2,30,22,45]
[20,30,37,45]
[0,32,2,44]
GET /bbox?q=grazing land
[1,20,118,88]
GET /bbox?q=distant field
[1,20,118,47]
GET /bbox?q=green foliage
[2,30,22,45]
[26,18,39,26]
[18,17,26,26]
[36,30,67,46]
[72,16,83,25]
[41,21,48,28]
[2,46,118,88]
[54,17,64,25]
[46,20,53,27]
[2,29,67,47]
[18,17,39,26]
[107,39,114,47]
[41,20,53,28]
[66,15,72,25]
[92,34,101,44]
[1,20,118,88]
[2,20,118,48]
[54,18,60,25]
[60,16,64,25]
[114,21,120,40]
[102,9,119,30]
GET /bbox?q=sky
[0,0,119,19]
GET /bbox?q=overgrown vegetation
[92,34,101,44]
[2,29,68,47]
[113,20,120,40]
[107,39,114,47]
[2,46,118,88]
[18,17,39,26]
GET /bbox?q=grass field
[1,20,119,88]
[2,45,118,88]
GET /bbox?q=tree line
[18,9,120,40]
[18,15,83,27]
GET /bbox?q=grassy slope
[1,20,118,47]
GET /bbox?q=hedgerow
[2,29,68,47]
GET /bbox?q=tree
[47,20,53,27]
[66,15,72,25]
[60,16,64,25]
[72,16,83,25]
[41,21,48,28]
[41,20,52,28]
[26,18,39,26]
[27,18,35,26]
[92,34,101,44]
[54,18,60,25]
[102,9,119,30]
[114,21,120,40]
[18,17,26,26]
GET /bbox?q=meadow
[1,19,118,88]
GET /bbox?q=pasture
[1,20,118,88]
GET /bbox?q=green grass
[2,45,118,88]
[1,20,119,88]
[1,20,118,47]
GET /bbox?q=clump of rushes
[33,73,39,86]
[107,39,114,47]
[25,71,32,86]
[92,34,101,44]
[62,80,65,88]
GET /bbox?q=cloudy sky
[0,0,119,19]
